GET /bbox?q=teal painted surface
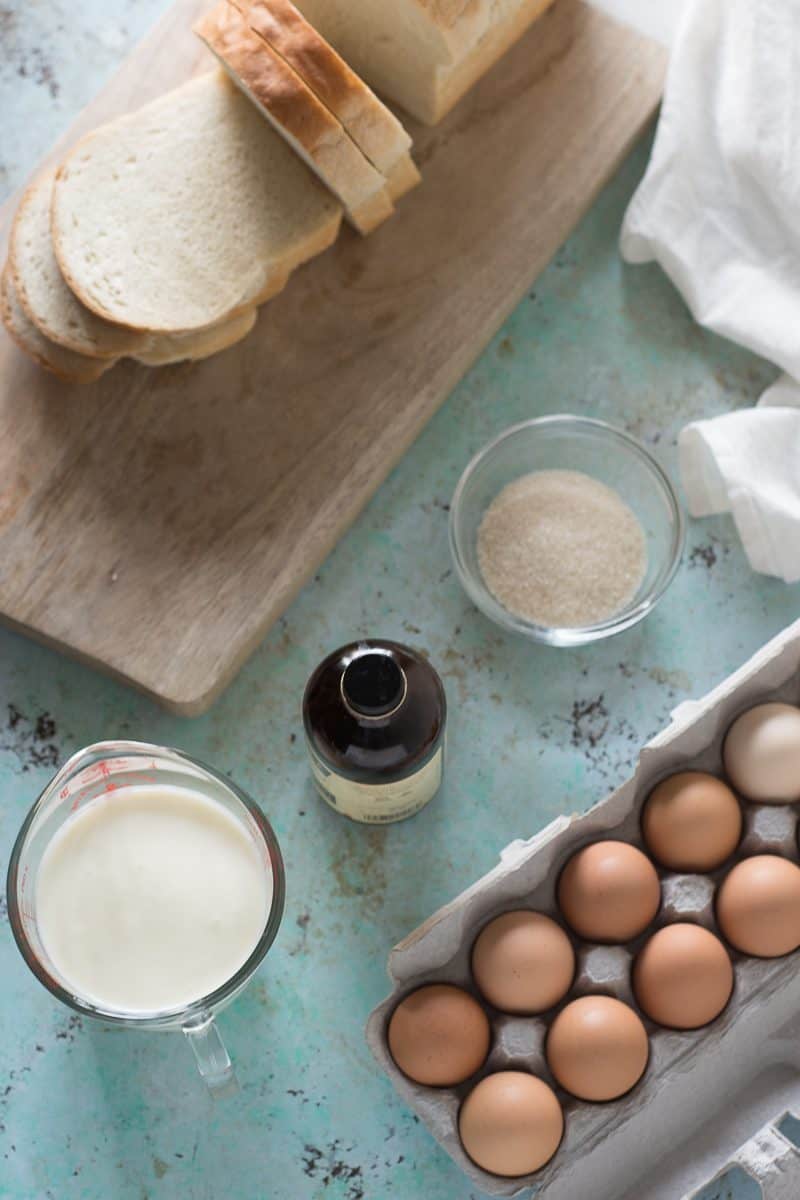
[2,10,798,1198]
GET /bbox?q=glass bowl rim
[448,414,685,646]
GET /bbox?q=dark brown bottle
[302,640,447,825]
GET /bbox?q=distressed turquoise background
[1,4,795,1198]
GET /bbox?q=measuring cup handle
[183,1016,238,1098]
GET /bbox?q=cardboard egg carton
[366,619,800,1199]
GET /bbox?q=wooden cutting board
[0,0,665,715]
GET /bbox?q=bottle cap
[341,650,407,718]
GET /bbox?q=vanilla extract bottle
[302,640,447,825]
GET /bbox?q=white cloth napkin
[678,377,800,582]
[619,0,800,582]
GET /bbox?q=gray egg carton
[366,619,800,1199]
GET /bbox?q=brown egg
[632,923,733,1029]
[546,995,649,1101]
[387,983,490,1086]
[642,772,742,871]
[557,840,661,942]
[471,911,575,1015]
[723,702,800,802]
[459,1071,563,1177]
[716,855,800,957]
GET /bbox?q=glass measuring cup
[6,741,285,1096]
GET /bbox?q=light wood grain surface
[0,0,666,714]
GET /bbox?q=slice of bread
[195,4,393,235]
[137,306,259,365]
[386,155,422,203]
[10,170,149,359]
[292,0,556,125]
[1,265,112,384]
[228,0,412,176]
[3,253,261,380]
[52,71,342,333]
[11,167,266,368]
[3,252,260,380]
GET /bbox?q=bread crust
[3,256,264,378]
[431,0,557,123]
[386,155,422,202]
[231,0,412,174]
[137,306,258,365]
[1,264,112,384]
[195,3,393,232]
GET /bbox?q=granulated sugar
[477,469,647,627]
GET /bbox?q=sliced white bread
[136,306,259,366]
[11,170,149,359]
[11,168,263,369]
[194,3,393,235]
[52,71,342,333]
[3,254,259,381]
[228,0,413,177]
[1,265,111,384]
[385,155,422,203]
[292,0,556,125]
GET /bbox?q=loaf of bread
[291,0,557,124]
[195,3,394,234]
[52,71,342,333]
[5,0,542,381]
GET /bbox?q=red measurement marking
[70,797,80,813]
[77,765,103,786]
[60,786,70,800]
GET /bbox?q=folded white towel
[679,378,800,583]
[620,0,800,582]
[622,0,800,380]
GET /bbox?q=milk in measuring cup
[36,784,271,1012]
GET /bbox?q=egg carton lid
[366,617,800,1199]
[692,1109,800,1200]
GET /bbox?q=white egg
[723,702,800,803]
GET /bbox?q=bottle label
[307,743,443,825]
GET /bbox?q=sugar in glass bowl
[449,415,685,646]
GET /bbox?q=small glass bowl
[449,415,685,646]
